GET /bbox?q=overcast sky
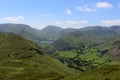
[0,0,120,29]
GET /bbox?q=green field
[57,50,77,58]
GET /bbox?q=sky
[0,0,120,29]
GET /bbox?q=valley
[0,24,120,80]
[0,0,120,79]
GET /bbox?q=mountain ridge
[0,23,120,41]
[0,23,41,42]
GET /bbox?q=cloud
[55,21,63,25]
[76,5,96,12]
[101,20,120,26]
[52,20,89,28]
[77,2,112,12]
[33,20,89,29]
[2,16,24,22]
[95,2,112,8]
[66,20,88,25]
[41,14,53,17]
[80,20,88,24]
[55,20,88,25]
[66,9,72,15]
[118,3,120,7]
[32,24,47,30]
[81,0,85,1]
[66,20,78,25]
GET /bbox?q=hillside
[53,25,120,50]
[0,23,41,42]
[63,64,120,80]
[0,32,77,80]
[39,25,63,40]
[97,36,120,60]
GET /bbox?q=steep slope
[0,23,41,42]
[0,32,77,80]
[97,36,120,60]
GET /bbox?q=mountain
[39,25,78,40]
[0,24,78,41]
[0,32,77,80]
[0,23,41,42]
[80,25,120,31]
[1,24,120,43]
[73,25,120,43]
[53,25,120,50]
[39,25,63,40]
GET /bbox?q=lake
[40,40,54,44]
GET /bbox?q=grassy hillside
[0,32,77,80]
[63,64,120,80]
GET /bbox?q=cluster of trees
[53,42,109,71]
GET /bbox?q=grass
[63,64,120,80]
[0,56,78,80]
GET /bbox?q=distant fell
[0,23,41,42]
[39,25,79,40]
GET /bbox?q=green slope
[97,36,120,61]
[63,64,120,80]
[0,32,77,80]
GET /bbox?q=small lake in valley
[40,40,54,44]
